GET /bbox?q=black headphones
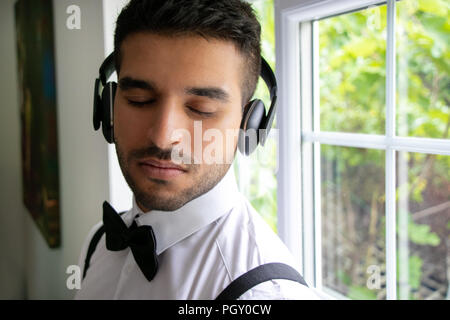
[93,52,277,156]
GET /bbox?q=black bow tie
[102,201,158,282]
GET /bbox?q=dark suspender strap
[82,211,126,280]
[82,225,105,280]
[215,262,308,300]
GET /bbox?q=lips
[138,158,186,180]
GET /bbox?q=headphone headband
[99,53,115,85]
[260,57,277,100]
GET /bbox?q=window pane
[397,0,450,138]
[319,5,386,134]
[321,145,386,299]
[397,151,449,300]
[234,133,278,232]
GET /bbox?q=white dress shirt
[74,166,321,300]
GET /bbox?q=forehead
[118,32,245,97]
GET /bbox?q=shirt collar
[128,165,239,255]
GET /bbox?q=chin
[135,190,190,212]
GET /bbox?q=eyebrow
[185,87,230,103]
[118,77,156,91]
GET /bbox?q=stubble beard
[115,139,232,212]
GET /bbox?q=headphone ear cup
[101,81,117,143]
[238,99,266,155]
[93,78,102,131]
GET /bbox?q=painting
[15,0,60,248]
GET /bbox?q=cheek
[114,103,145,147]
[197,114,242,164]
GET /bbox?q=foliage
[397,254,424,292]
[348,285,378,300]
[319,0,449,300]
[407,215,440,246]
[397,0,450,138]
[319,5,387,134]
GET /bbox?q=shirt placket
[112,249,137,299]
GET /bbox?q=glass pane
[233,0,277,232]
[318,5,386,134]
[397,0,450,138]
[321,145,386,299]
[234,132,278,232]
[396,151,450,300]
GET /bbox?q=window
[276,0,449,299]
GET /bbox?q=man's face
[114,33,244,212]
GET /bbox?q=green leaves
[397,0,449,139]
[417,0,449,17]
[397,254,424,296]
[407,216,441,246]
[319,7,387,134]
[348,285,378,300]
[318,1,448,299]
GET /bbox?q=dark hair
[114,0,261,104]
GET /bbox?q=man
[75,0,320,299]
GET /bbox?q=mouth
[138,158,187,180]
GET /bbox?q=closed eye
[127,100,215,117]
[187,106,215,117]
[127,99,155,107]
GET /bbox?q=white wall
[0,0,110,299]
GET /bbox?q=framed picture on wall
[15,0,61,248]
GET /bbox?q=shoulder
[215,193,298,269]
[213,193,318,299]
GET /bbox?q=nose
[145,97,187,151]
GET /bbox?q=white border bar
[282,0,386,22]
[300,21,315,286]
[276,11,303,271]
[312,20,323,290]
[303,132,450,156]
[385,0,397,300]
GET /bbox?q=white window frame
[275,0,450,300]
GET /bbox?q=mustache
[128,144,193,165]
